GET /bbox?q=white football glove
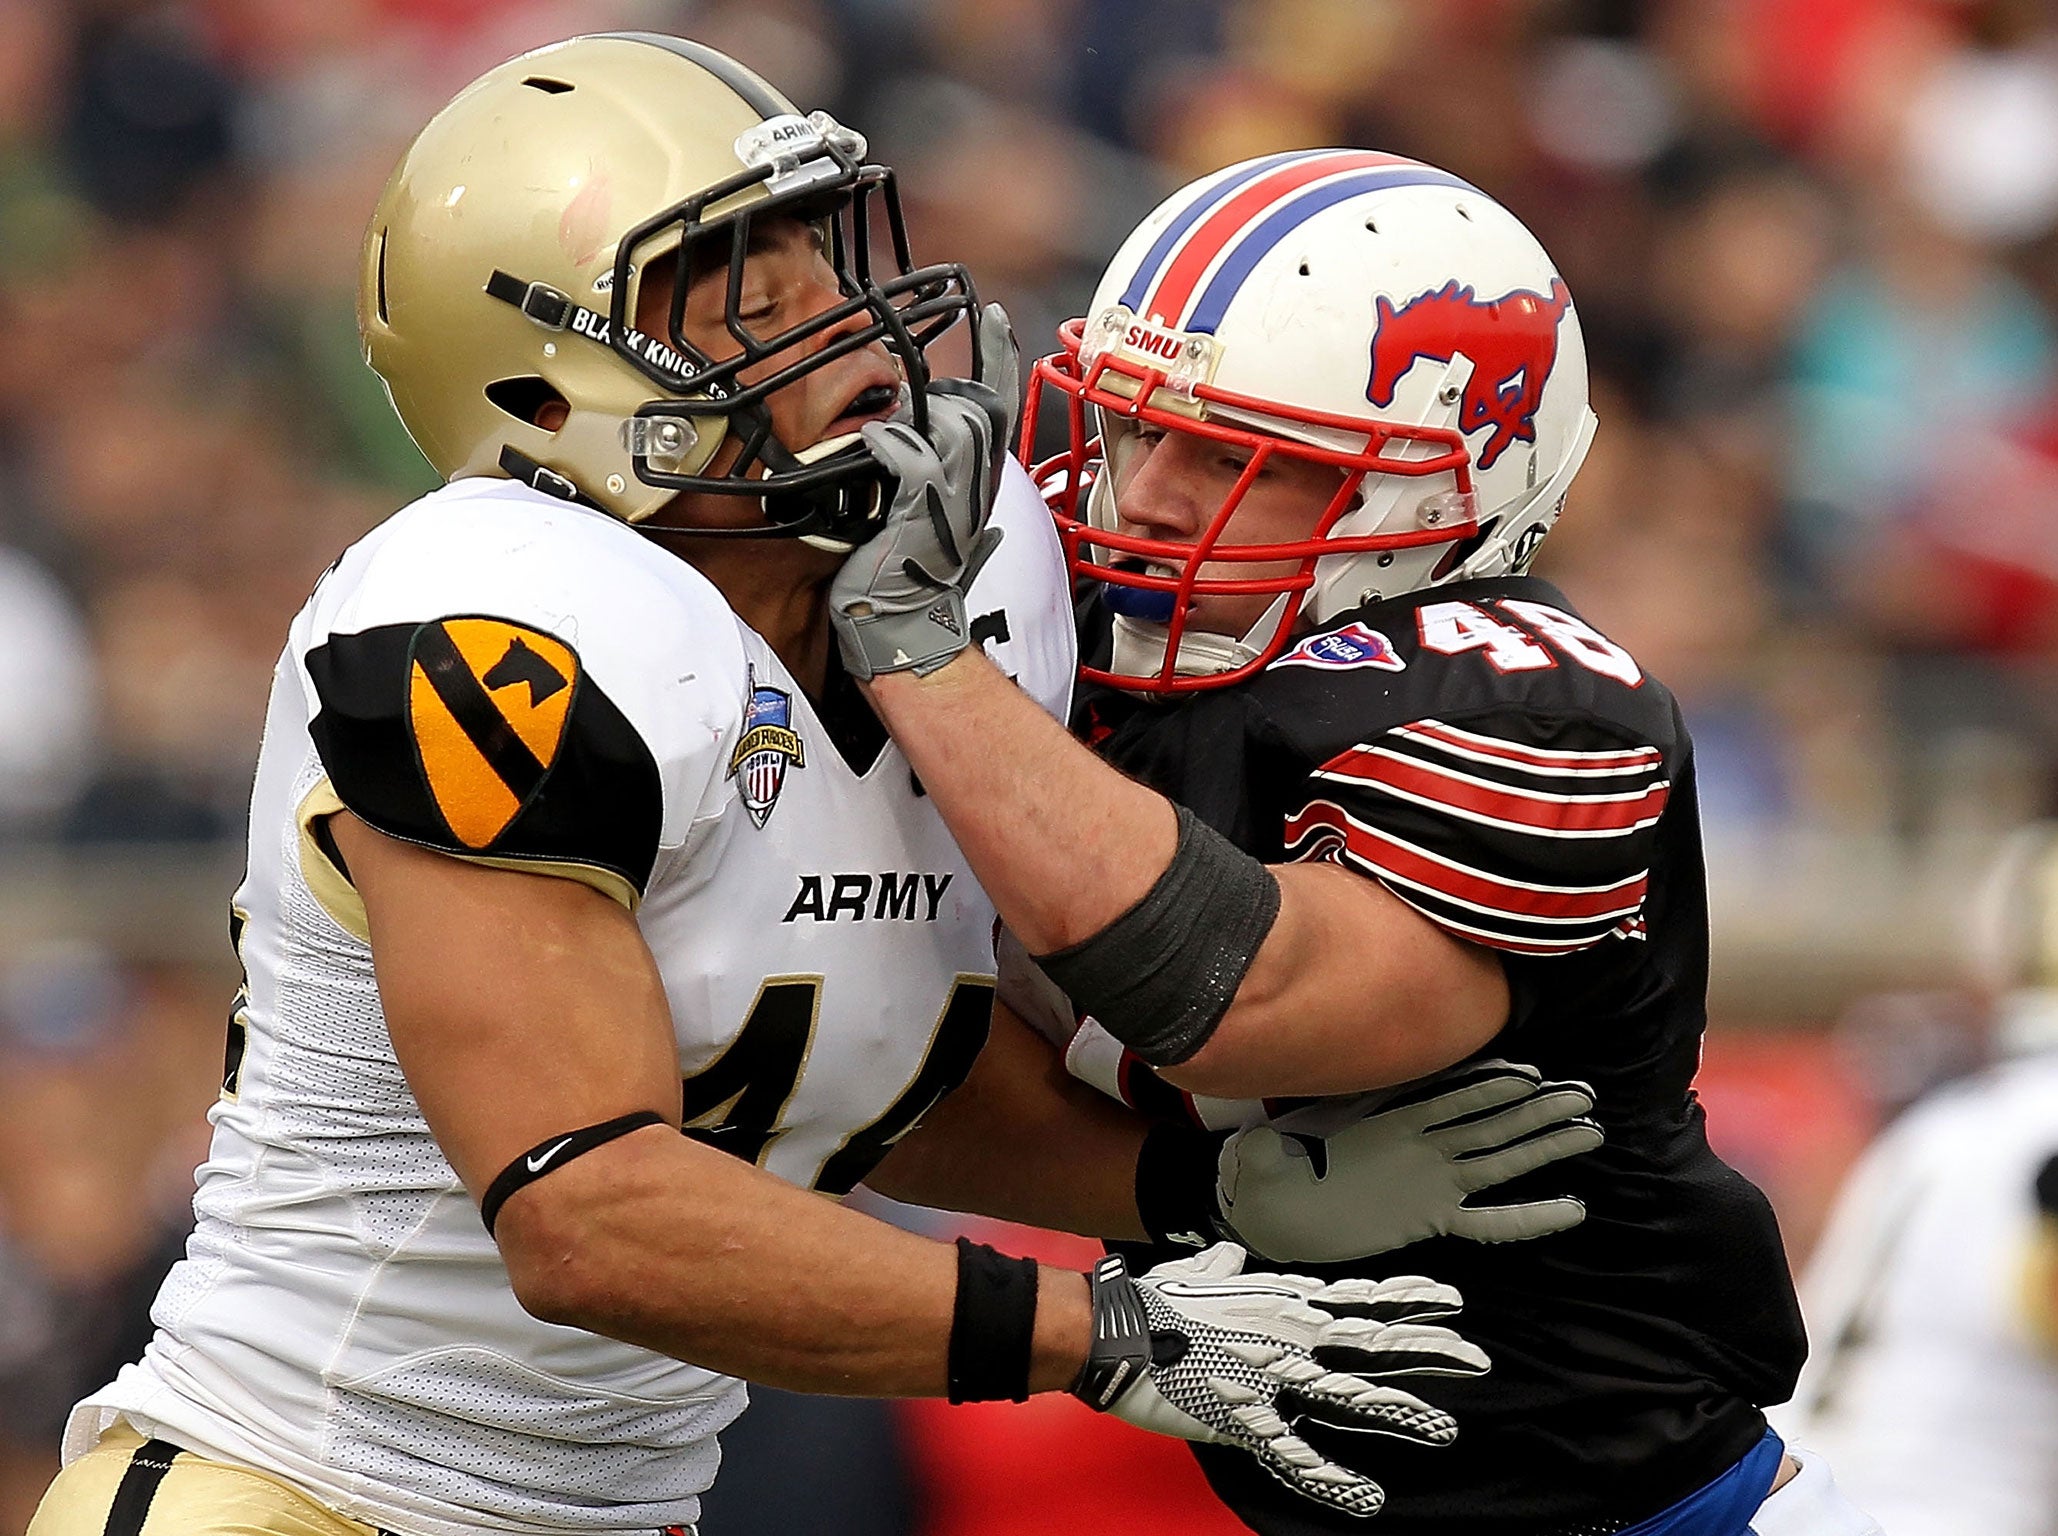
[1217,1060,1604,1263]
[1075,1243,1489,1519]
[829,303,1018,679]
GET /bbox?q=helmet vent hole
[485,376,570,428]
[1297,261,1310,276]
[1455,204,1473,221]
[373,229,389,324]
[1363,219,1378,234]
[522,76,575,94]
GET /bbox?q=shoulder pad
[1258,580,1680,957]
[1251,577,1682,769]
[307,615,663,901]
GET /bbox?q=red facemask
[1019,318,1483,693]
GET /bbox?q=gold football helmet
[358,33,976,543]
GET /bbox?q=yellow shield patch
[407,618,579,849]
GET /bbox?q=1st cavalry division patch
[406,618,579,848]
[307,615,662,897]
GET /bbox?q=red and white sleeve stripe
[1286,717,1670,954]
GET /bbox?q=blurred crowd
[1,0,2057,846]
[3,0,2058,1531]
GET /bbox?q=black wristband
[2037,1152,2058,1218]
[1071,1254,1152,1411]
[947,1238,1041,1404]
[1135,1122,1233,1250]
[480,1111,667,1236]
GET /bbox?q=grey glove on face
[829,304,1019,679]
[1217,1059,1605,1264]
[1080,1243,1489,1520]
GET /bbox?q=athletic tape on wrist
[479,1111,667,1236]
[1071,1255,1152,1411]
[1135,1122,1234,1250]
[1032,805,1281,1067]
[947,1238,1041,1403]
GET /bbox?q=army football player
[834,152,1886,1533]
[26,45,1515,1536]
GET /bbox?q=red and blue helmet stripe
[1116,149,1479,336]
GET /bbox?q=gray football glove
[829,303,1018,679]
[1075,1243,1489,1519]
[1217,1060,1604,1264]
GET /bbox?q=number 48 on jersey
[1417,599,1641,687]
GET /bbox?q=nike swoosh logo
[526,1137,576,1173]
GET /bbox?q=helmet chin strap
[1458,403,1597,579]
[783,431,872,553]
[1107,590,1294,689]
[498,446,608,511]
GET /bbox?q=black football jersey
[1076,576,1806,1536]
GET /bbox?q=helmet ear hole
[1430,516,1498,582]
[485,376,570,430]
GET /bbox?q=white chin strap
[1462,403,1598,580]
[1108,591,1294,687]
[793,431,869,553]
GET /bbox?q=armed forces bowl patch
[728,666,805,828]
[407,618,579,848]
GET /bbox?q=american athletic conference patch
[729,667,806,828]
[1271,622,1407,673]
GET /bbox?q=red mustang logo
[1367,278,1572,471]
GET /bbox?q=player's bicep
[330,810,681,1204]
[305,616,668,910]
[1171,858,1507,1097]
[1284,715,1669,957]
[1174,711,1666,1094]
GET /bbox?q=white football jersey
[63,461,1075,1536]
[1772,1035,2058,1536]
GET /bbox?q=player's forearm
[497,1127,1091,1396]
[866,653,1505,1097]
[863,648,1177,952]
[863,1006,1151,1241]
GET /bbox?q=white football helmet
[1023,148,1598,692]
